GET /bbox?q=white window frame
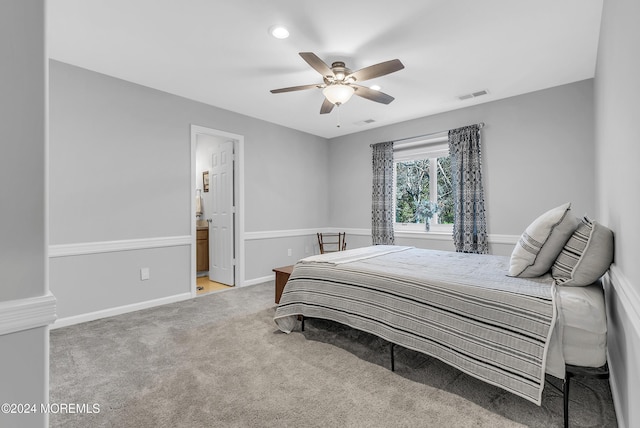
[393,133,453,234]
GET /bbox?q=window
[394,134,453,232]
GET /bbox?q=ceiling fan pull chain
[336,104,341,127]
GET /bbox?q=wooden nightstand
[273,265,294,304]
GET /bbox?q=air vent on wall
[458,89,488,101]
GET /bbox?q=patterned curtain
[448,125,488,254]
[371,141,395,245]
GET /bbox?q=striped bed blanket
[274,246,557,405]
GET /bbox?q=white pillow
[508,202,579,277]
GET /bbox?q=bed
[273,245,607,407]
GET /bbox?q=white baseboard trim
[51,292,192,329]
[49,235,192,258]
[243,275,273,287]
[0,293,57,336]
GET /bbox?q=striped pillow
[552,217,614,286]
[508,202,579,277]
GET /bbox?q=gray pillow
[509,202,579,277]
[552,217,614,286]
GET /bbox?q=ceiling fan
[270,52,404,114]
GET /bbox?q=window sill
[394,230,452,241]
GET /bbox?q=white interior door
[208,139,234,285]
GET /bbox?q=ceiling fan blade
[320,98,335,114]
[299,52,333,77]
[270,84,319,94]
[348,59,404,82]
[352,84,395,104]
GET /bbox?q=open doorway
[190,125,244,296]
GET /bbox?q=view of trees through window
[395,156,454,225]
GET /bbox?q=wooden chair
[317,232,347,254]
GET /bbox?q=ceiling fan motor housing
[328,61,353,83]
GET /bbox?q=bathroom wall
[195,134,221,222]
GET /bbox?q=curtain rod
[370,122,485,147]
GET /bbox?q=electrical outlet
[140,267,150,281]
[287,248,292,257]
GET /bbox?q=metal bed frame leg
[563,373,572,428]
[390,343,395,372]
[301,315,305,332]
[562,363,609,428]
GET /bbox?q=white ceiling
[48,0,603,139]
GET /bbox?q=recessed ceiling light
[370,85,381,91]
[269,25,289,39]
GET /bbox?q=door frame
[190,125,245,296]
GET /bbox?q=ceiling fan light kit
[323,84,355,105]
[271,52,404,114]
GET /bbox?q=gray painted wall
[327,79,596,244]
[49,62,599,318]
[49,60,329,319]
[595,0,640,426]
[0,1,48,427]
[1,1,46,300]
[51,246,190,319]
[49,60,329,241]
